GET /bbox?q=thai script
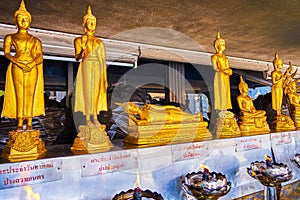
[90,153,132,164]
[0,161,54,175]
[3,175,44,186]
[98,162,125,172]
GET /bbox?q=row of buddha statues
[212,31,299,137]
[1,0,300,161]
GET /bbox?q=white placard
[235,136,262,152]
[271,132,292,145]
[172,142,208,162]
[81,150,138,177]
[0,159,62,189]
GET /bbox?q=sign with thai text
[235,136,261,152]
[271,132,292,145]
[0,159,62,190]
[172,142,208,162]
[81,150,138,177]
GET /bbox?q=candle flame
[133,170,142,189]
[265,154,272,161]
[24,186,40,200]
[200,164,210,172]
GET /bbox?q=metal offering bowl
[181,171,231,200]
[247,161,292,187]
[291,154,300,168]
[112,187,164,200]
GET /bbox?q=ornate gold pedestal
[215,111,241,138]
[270,115,295,132]
[2,130,47,162]
[289,107,300,130]
[71,124,112,153]
[238,116,270,136]
[124,119,212,147]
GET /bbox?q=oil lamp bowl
[182,171,231,200]
[247,161,292,187]
[112,188,164,200]
[291,153,300,169]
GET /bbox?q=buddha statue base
[289,108,300,129]
[124,119,212,146]
[71,124,112,153]
[214,111,241,138]
[270,115,295,132]
[2,130,46,162]
[238,116,270,136]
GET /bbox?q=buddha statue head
[273,53,283,70]
[14,0,32,27]
[239,75,248,94]
[82,5,96,33]
[214,31,226,52]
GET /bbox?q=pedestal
[214,111,241,138]
[238,116,270,136]
[270,115,295,132]
[124,119,212,146]
[264,186,278,200]
[71,124,112,153]
[2,130,47,162]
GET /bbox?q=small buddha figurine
[237,76,269,134]
[1,0,44,130]
[74,5,107,125]
[211,32,232,111]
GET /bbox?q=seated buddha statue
[286,80,300,128]
[237,76,270,134]
[121,102,203,126]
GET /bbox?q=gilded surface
[71,5,111,153]
[73,5,107,125]
[1,0,44,130]
[270,55,295,131]
[1,0,46,162]
[214,111,241,138]
[284,64,300,129]
[271,53,292,116]
[2,130,46,162]
[121,102,211,146]
[211,32,232,111]
[71,124,112,153]
[237,76,270,135]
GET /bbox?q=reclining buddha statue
[237,76,270,135]
[124,102,203,125]
[119,102,212,146]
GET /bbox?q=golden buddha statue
[71,5,111,153]
[119,102,212,146]
[124,102,203,126]
[211,32,232,111]
[283,63,300,129]
[237,76,270,135]
[73,5,107,125]
[270,54,295,131]
[1,0,46,162]
[211,32,240,138]
[2,0,44,130]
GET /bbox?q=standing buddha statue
[71,5,112,153]
[1,0,46,161]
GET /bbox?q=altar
[0,131,299,199]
